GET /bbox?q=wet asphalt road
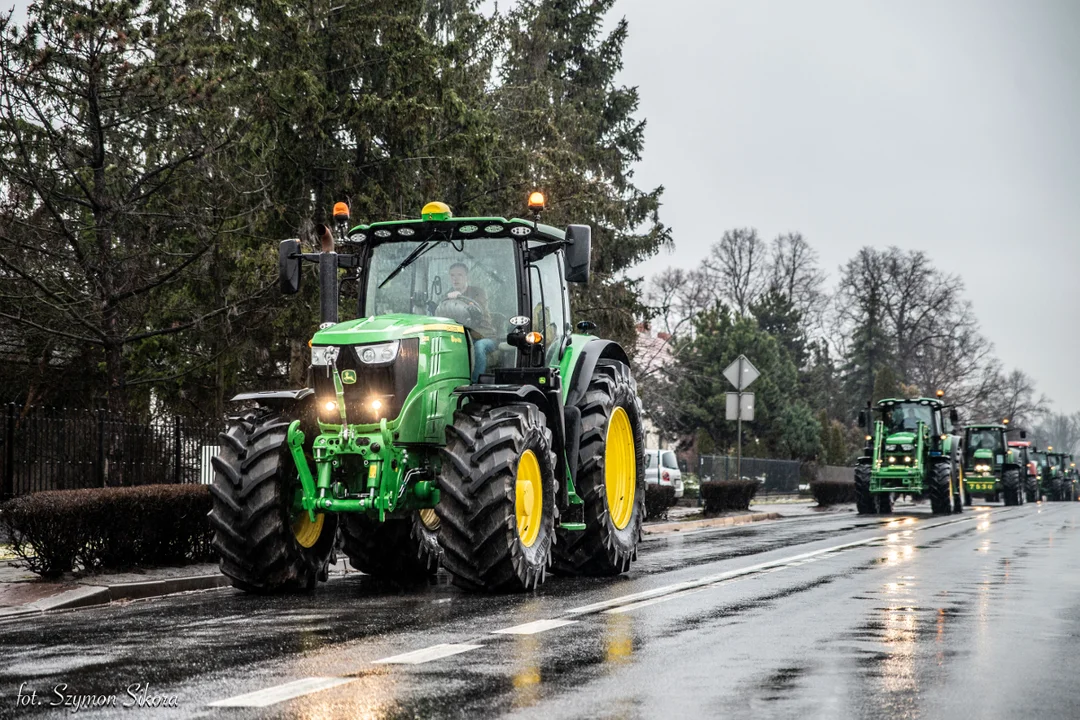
[3,503,1080,719]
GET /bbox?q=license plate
[968,482,993,491]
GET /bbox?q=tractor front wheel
[210,406,338,593]
[1025,477,1039,503]
[437,403,556,591]
[1002,469,1022,506]
[553,360,645,576]
[928,460,953,515]
[339,512,441,584]
[854,463,875,515]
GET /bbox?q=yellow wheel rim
[419,508,440,531]
[516,449,543,547]
[605,406,636,530]
[292,512,325,549]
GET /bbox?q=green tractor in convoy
[1046,450,1076,502]
[960,423,1028,506]
[855,395,964,515]
[210,195,646,593]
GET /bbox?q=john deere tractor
[855,395,963,515]
[960,424,1025,506]
[1046,451,1076,502]
[210,196,645,593]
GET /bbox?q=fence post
[96,409,106,487]
[174,415,182,484]
[3,404,14,501]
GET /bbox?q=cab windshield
[364,237,518,338]
[965,429,1003,452]
[882,402,934,433]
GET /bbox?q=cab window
[528,244,569,366]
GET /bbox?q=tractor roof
[964,423,1007,431]
[875,397,945,409]
[345,216,566,246]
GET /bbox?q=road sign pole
[736,357,743,481]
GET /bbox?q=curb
[0,574,230,621]
[643,511,783,535]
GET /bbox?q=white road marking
[208,677,355,707]
[372,643,483,665]
[491,619,577,635]
[603,586,711,614]
[566,513,978,617]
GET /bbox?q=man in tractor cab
[446,262,498,382]
[887,404,924,433]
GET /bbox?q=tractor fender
[453,384,548,411]
[229,389,314,407]
[565,339,631,409]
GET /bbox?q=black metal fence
[698,455,833,495]
[1,404,219,500]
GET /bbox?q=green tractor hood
[312,313,464,345]
[885,431,917,445]
[973,448,994,460]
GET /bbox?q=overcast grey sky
[615,0,1080,412]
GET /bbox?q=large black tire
[928,460,952,515]
[952,463,964,513]
[210,406,338,593]
[437,403,556,591]
[1002,469,1021,506]
[1025,476,1039,503]
[855,463,875,515]
[964,490,972,507]
[340,511,440,583]
[553,360,645,576]
[876,491,893,514]
[1048,478,1062,502]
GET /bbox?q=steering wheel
[435,295,483,327]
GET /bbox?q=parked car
[645,448,683,498]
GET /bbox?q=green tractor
[855,395,964,515]
[1046,450,1076,502]
[210,196,645,593]
[960,423,1026,506]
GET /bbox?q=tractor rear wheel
[854,463,875,515]
[553,360,645,576]
[929,460,952,515]
[339,512,440,583]
[210,405,338,593]
[1002,469,1021,506]
[437,403,556,591]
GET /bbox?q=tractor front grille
[312,338,419,424]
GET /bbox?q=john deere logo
[340,369,357,384]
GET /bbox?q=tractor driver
[888,405,920,433]
[447,262,497,381]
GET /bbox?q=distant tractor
[856,394,964,515]
[961,423,1026,506]
[1047,451,1076,502]
[210,195,645,593]
[1030,449,1053,500]
[1007,440,1041,502]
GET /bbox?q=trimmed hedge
[809,480,857,506]
[700,480,758,514]
[645,484,677,521]
[0,485,214,578]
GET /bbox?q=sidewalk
[0,500,844,619]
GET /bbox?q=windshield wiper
[378,240,436,289]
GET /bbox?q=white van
[644,448,683,499]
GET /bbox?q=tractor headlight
[311,345,340,366]
[356,340,400,365]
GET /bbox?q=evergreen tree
[492,0,670,349]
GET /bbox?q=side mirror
[949,408,959,425]
[564,224,591,283]
[857,411,867,428]
[279,239,302,295]
[1020,430,1027,439]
